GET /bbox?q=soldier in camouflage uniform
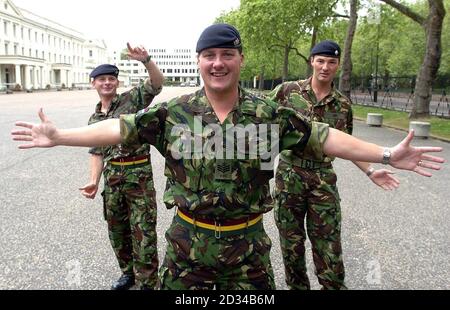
[79,43,164,290]
[12,25,444,291]
[268,41,400,290]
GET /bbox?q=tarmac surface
[0,87,448,290]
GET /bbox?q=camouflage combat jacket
[269,77,353,164]
[120,87,329,219]
[88,79,162,162]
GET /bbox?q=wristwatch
[366,167,375,177]
[382,148,391,165]
[142,55,152,65]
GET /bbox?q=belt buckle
[304,160,312,169]
[214,220,222,239]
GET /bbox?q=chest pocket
[323,111,347,129]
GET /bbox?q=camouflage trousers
[158,217,275,290]
[103,162,158,289]
[274,160,347,290]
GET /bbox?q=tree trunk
[381,0,445,119]
[410,0,445,119]
[307,26,318,77]
[339,0,358,98]
[283,45,290,81]
[259,67,265,91]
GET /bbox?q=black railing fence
[243,75,450,118]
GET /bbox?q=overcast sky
[12,0,240,51]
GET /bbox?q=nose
[212,56,225,69]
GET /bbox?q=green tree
[381,0,446,118]
[339,0,360,97]
[238,0,340,81]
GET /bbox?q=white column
[43,68,48,88]
[67,70,73,88]
[15,65,22,88]
[65,70,69,87]
[39,67,44,88]
[24,65,30,90]
[33,66,39,89]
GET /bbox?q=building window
[89,50,93,57]
[133,70,139,74]
[14,45,17,55]
[4,43,8,55]
[3,21,7,35]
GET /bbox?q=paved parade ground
[0,87,449,290]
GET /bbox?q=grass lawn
[352,105,450,141]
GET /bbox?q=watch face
[383,148,391,164]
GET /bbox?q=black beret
[90,64,119,79]
[310,40,341,58]
[196,23,242,53]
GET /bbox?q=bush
[14,84,22,91]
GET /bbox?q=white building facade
[113,47,199,86]
[0,0,109,91]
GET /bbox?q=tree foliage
[215,0,448,90]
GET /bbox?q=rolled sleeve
[144,78,162,96]
[88,147,103,155]
[302,121,329,160]
[120,114,141,150]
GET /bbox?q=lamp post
[368,2,381,103]
[374,22,380,103]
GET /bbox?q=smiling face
[91,75,119,98]
[311,55,340,85]
[197,48,243,95]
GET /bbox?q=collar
[94,95,120,114]
[301,77,337,106]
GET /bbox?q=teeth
[212,73,227,77]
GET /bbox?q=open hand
[369,169,400,190]
[12,108,58,149]
[79,183,99,199]
[390,130,445,177]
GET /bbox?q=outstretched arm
[12,108,121,149]
[324,128,444,177]
[352,161,400,190]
